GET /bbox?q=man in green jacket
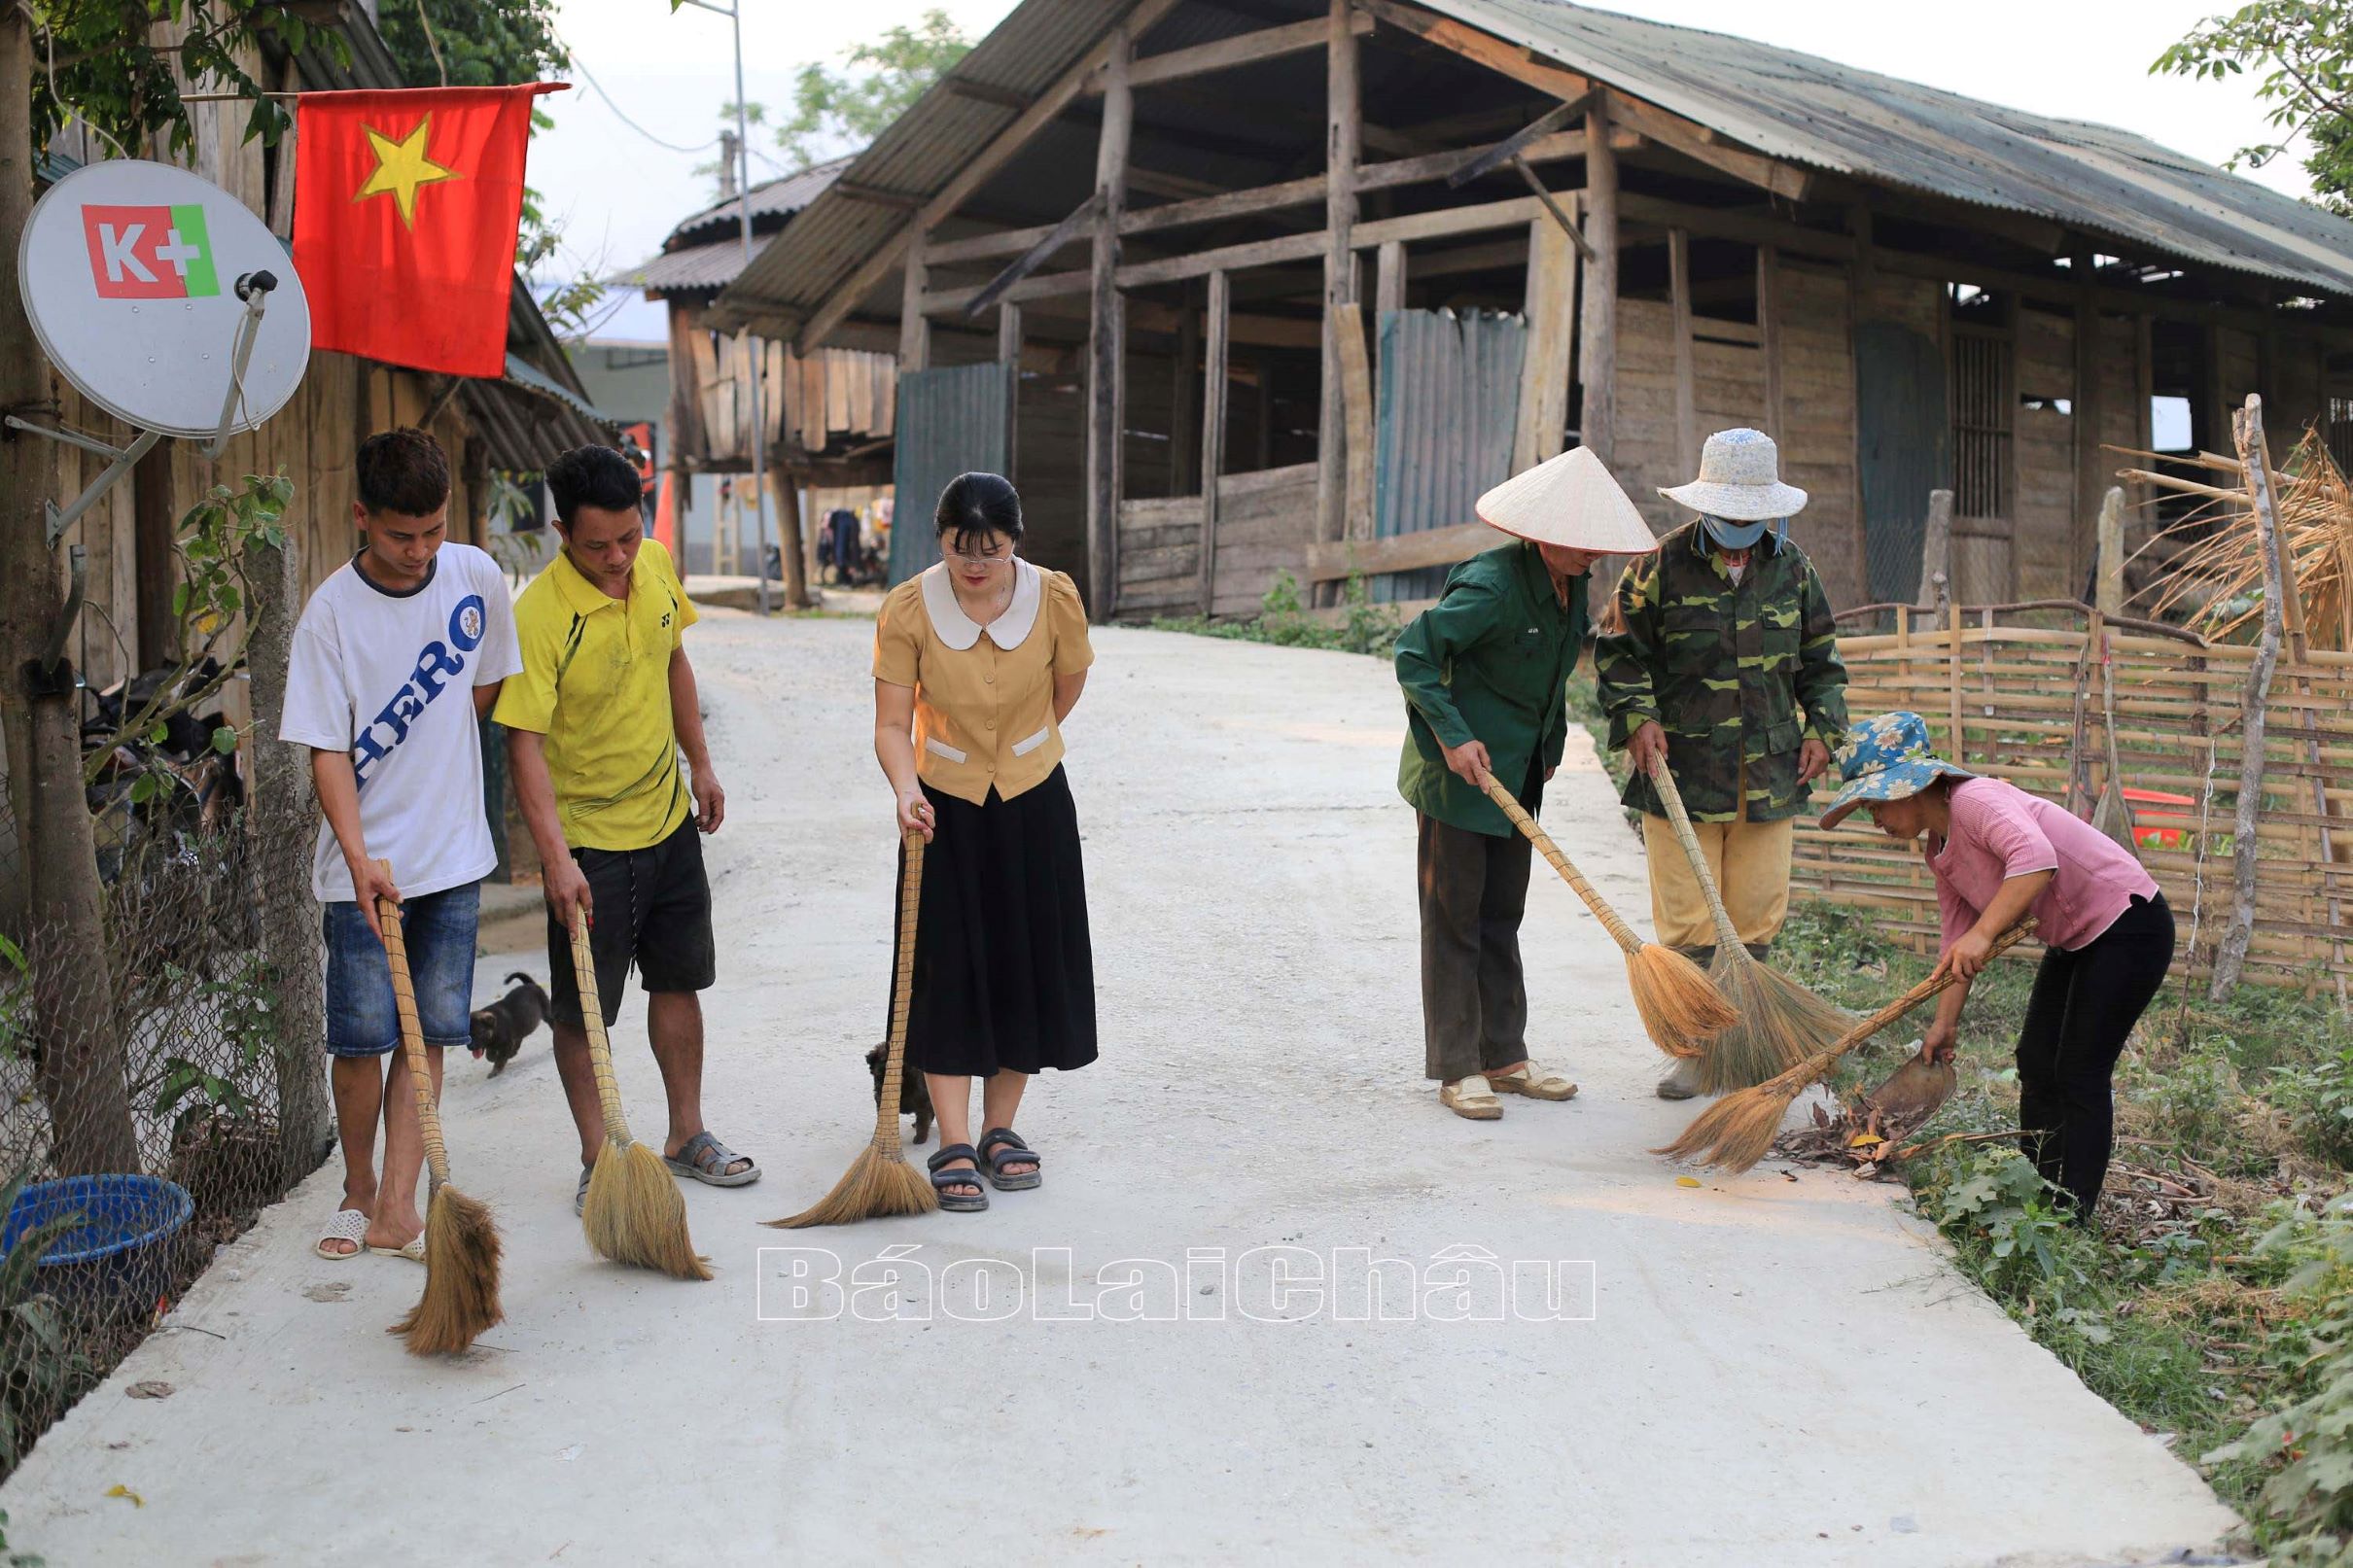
[1395,448,1661,1120]
[1593,428,1849,1099]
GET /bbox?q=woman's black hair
[935,471,1024,556]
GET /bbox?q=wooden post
[132,442,176,667]
[1941,569,1964,766]
[1254,352,1274,470]
[1915,487,1953,609]
[2132,310,2154,525]
[1198,268,1230,617]
[1375,239,1405,318]
[999,301,1023,482]
[899,236,931,373]
[2094,485,2125,616]
[1338,301,1375,541]
[2212,395,2287,998]
[1170,293,1199,496]
[1317,0,1361,551]
[1085,22,1134,618]
[1758,244,1784,441]
[1847,206,1875,578]
[777,469,812,611]
[2072,255,2102,591]
[1668,226,1696,475]
[1577,98,1618,463]
[1513,212,1576,472]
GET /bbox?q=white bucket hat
[1474,446,1658,553]
[1660,428,1809,523]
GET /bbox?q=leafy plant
[1149,571,1403,658]
[773,10,971,172]
[1917,1146,2093,1302]
[0,1166,97,1483]
[2275,1047,2353,1167]
[0,937,24,1067]
[151,957,274,1143]
[24,2,347,158]
[2156,2,2353,215]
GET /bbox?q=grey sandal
[977,1128,1041,1192]
[575,1166,592,1216]
[927,1144,989,1212]
[663,1130,759,1188]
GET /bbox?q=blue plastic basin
[2,1175,194,1315]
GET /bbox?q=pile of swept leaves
[1774,903,2353,1562]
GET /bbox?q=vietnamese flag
[293,86,560,378]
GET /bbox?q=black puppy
[470,972,548,1076]
[865,1043,932,1145]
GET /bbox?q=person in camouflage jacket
[1593,430,1848,1097]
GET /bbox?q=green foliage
[1149,571,1405,658]
[2156,2,2353,212]
[2206,1203,2353,1561]
[1916,1147,2096,1305]
[2276,1046,2353,1167]
[0,937,24,1069]
[775,10,971,171]
[150,956,274,1142]
[25,2,346,159]
[85,472,290,791]
[0,1165,96,1485]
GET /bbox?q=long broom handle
[370,861,451,1195]
[872,831,926,1149]
[567,911,637,1149]
[1647,758,1748,956]
[1479,773,1644,958]
[1765,920,2037,1095]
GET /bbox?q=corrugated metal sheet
[891,363,1013,584]
[1440,0,2353,296]
[714,0,2353,343]
[1854,321,1949,604]
[711,0,1145,335]
[1373,308,1526,601]
[665,157,854,248]
[620,159,853,301]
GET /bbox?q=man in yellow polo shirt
[497,445,756,1212]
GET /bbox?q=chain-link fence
[0,646,328,1480]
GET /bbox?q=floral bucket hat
[1819,711,1977,829]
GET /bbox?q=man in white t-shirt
[278,429,522,1261]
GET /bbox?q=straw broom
[373,864,503,1354]
[568,914,712,1280]
[770,829,938,1228]
[1479,774,1736,1057]
[1648,759,1851,1092]
[1657,920,2036,1172]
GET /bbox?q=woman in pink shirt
[1821,712,2174,1218]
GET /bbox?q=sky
[531,0,2317,343]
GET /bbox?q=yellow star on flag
[355,116,459,228]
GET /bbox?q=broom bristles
[391,1183,505,1355]
[583,1137,712,1281]
[1698,949,1851,1094]
[767,1139,938,1230]
[1653,1079,1805,1171]
[1626,944,1738,1058]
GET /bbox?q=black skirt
[896,765,1098,1077]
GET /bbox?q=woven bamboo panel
[1795,603,2353,992]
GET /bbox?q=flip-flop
[662,1130,759,1189]
[315,1207,368,1261]
[367,1237,426,1264]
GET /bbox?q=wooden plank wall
[689,326,895,465]
[2002,303,2073,603]
[1114,462,1317,618]
[1795,610,2353,991]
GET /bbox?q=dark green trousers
[1416,812,1532,1082]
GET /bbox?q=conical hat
[1474,447,1659,553]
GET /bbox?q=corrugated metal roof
[1438,0,2353,296]
[713,0,2353,341]
[615,239,749,298]
[663,157,855,249]
[710,0,1138,335]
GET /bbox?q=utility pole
[682,0,773,614]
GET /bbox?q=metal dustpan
[1860,1054,1957,1132]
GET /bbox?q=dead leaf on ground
[104,1483,143,1508]
[125,1380,173,1400]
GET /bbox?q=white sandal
[315,1207,368,1260]
[1491,1063,1579,1101]
[367,1237,427,1264]
[1441,1075,1502,1120]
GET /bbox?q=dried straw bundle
[1646,763,1849,1091]
[569,918,713,1281]
[373,865,503,1353]
[1658,921,2035,1172]
[771,831,940,1228]
[1479,775,1735,1057]
[2129,427,2353,651]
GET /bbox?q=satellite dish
[19,158,310,439]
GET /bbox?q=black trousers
[2016,892,2175,1216]
[1417,808,1535,1083]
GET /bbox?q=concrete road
[0,612,2235,1566]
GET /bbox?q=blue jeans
[323,882,479,1056]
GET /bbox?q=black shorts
[545,819,717,1028]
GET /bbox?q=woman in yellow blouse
[874,471,1098,1211]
